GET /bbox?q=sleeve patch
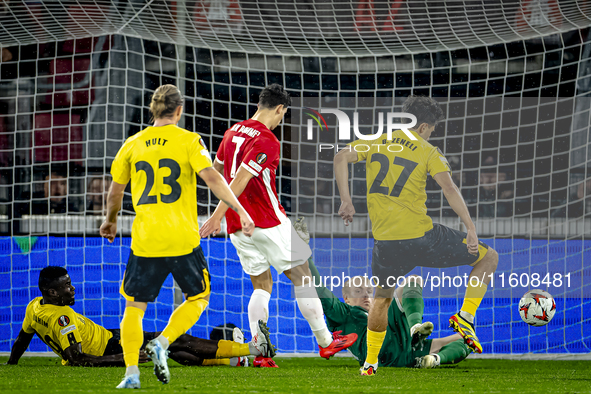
[248,160,263,172]
[200,149,211,161]
[439,156,451,171]
[60,325,76,336]
[255,153,267,165]
[57,315,70,327]
[199,138,207,150]
[241,162,260,177]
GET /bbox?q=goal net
[1,0,590,356]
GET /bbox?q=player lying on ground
[199,84,357,367]
[7,266,273,367]
[294,219,471,369]
[334,95,498,375]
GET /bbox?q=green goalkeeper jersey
[309,260,432,367]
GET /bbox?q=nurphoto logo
[303,107,418,152]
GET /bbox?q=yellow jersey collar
[407,129,421,141]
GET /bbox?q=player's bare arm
[213,160,224,175]
[432,171,478,256]
[199,166,254,237]
[6,330,34,365]
[99,181,127,243]
[198,167,254,237]
[334,148,360,226]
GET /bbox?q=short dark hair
[402,95,445,127]
[210,323,238,341]
[39,266,68,293]
[258,83,291,109]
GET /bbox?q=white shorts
[229,218,312,277]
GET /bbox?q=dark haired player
[7,267,272,368]
[334,95,499,375]
[200,84,357,367]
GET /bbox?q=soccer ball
[518,289,556,326]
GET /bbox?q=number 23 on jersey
[135,159,182,205]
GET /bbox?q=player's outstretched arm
[213,159,224,175]
[198,167,254,237]
[334,148,360,226]
[308,258,337,300]
[62,343,148,367]
[99,181,127,243]
[308,258,354,326]
[6,330,34,365]
[433,172,478,256]
[294,218,353,323]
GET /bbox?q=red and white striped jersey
[215,119,286,234]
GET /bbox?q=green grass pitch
[1,356,590,393]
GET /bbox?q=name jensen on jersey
[230,123,261,138]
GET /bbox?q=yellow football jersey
[111,125,213,257]
[350,129,451,240]
[22,297,112,365]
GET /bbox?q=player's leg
[284,261,334,349]
[168,351,207,366]
[397,275,424,328]
[230,230,273,337]
[117,253,168,388]
[292,217,358,355]
[414,223,498,353]
[230,230,279,367]
[169,321,274,361]
[157,246,211,348]
[450,245,498,354]
[361,285,394,375]
[284,260,358,359]
[149,331,223,367]
[146,295,209,383]
[146,246,211,384]
[457,247,499,323]
[255,219,356,356]
[415,335,470,368]
[395,275,433,350]
[167,336,231,366]
[118,300,147,387]
[362,238,417,375]
[248,269,272,336]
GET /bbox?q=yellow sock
[215,340,250,358]
[202,358,230,366]
[161,298,208,345]
[461,280,488,317]
[120,306,145,368]
[365,329,386,366]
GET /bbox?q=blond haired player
[334,96,499,376]
[100,85,261,388]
